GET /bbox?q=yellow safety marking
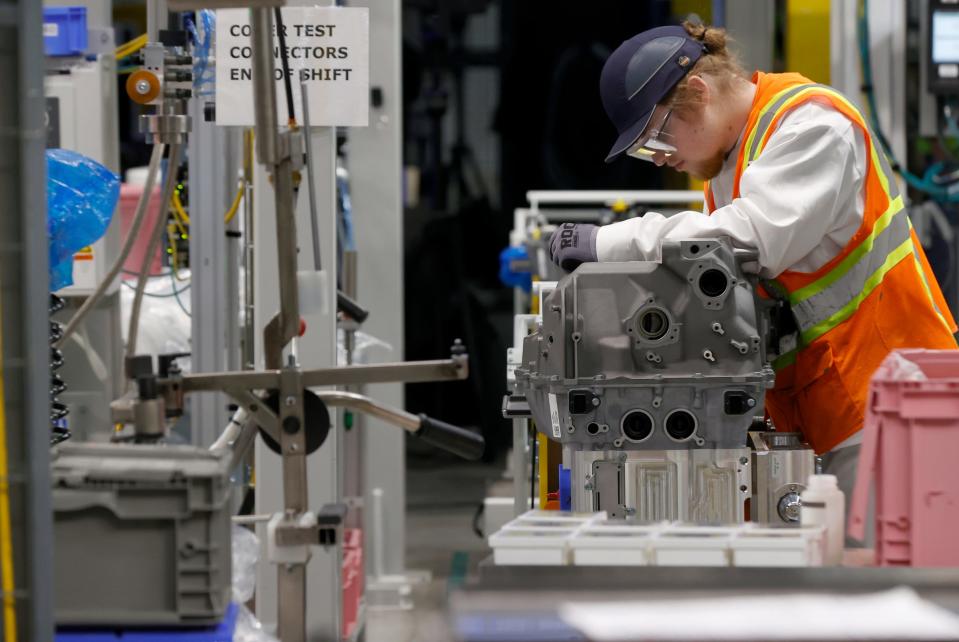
[0,299,17,642]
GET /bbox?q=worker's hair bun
[683,20,728,55]
[662,20,746,115]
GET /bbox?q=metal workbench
[449,562,959,641]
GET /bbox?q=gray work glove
[549,223,599,272]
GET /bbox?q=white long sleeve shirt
[595,98,868,279]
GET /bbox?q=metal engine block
[514,239,774,450]
[511,238,811,523]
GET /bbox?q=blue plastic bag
[47,149,120,291]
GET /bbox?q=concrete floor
[364,453,509,642]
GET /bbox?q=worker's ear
[672,75,710,122]
[685,75,711,106]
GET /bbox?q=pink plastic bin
[849,349,959,566]
[119,183,164,278]
[341,528,364,639]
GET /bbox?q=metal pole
[242,129,256,370]
[190,102,241,445]
[341,250,362,531]
[512,418,528,516]
[272,160,300,349]
[349,0,409,582]
[146,0,168,43]
[1,2,53,640]
[251,8,278,166]
[300,81,322,272]
[343,251,357,362]
[251,8,300,358]
[249,9,308,642]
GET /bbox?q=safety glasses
[627,109,676,162]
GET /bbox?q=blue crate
[55,603,239,642]
[43,7,87,57]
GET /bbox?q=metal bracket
[278,365,307,512]
[273,504,347,548]
[181,354,469,393]
[502,394,531,418]
[228,389,280,443]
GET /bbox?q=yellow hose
[0,300,18,642]
[171,177,245,230]
[170,205,188,238]
[223,182,244,224]
[172,189,191,226]
[168,226,188,281]
[115,34,147,60]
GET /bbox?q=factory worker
[549,21,958,502]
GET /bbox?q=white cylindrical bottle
[801,474,845,566]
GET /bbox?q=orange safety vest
[704,71,958,454]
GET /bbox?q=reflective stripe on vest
[743,84,836,167]
[742,84,929,355]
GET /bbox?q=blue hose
[185,10,216,96]
[858,0,959,202]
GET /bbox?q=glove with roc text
[549,223,599,272]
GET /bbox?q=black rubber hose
[337,290,369,323]
[273,8,296,125]
[414,414,485,460]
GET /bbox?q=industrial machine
[47,8,483,642]
[505,233,814,525]
[45,10,124,444]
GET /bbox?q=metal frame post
[831,0,907,165]
[250,3,341,636]
[189,99,242,446]
[253,127,341,640]
[512,418,528,515]
[146,0,169,43]
[0,2,54,640]
[348,0,408,584]
[248,7,317,641]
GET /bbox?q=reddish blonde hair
[663,21,748,116]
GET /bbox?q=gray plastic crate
[52,443,233,626]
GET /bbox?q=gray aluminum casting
[513,238,775,452]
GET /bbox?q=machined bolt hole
[621,410,654,442]
[638,308,669,340]
[665,409,697,442]
[699,269,729,298]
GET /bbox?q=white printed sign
[548,393,562,439]
[215,7,369,127]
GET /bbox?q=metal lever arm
[181,354,469,393]
[337,290,369,323]
[315,390,485,460]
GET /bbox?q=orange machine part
[126,70,160,105]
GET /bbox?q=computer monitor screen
[933,10,959,63]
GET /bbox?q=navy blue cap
[600,25,707,163]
